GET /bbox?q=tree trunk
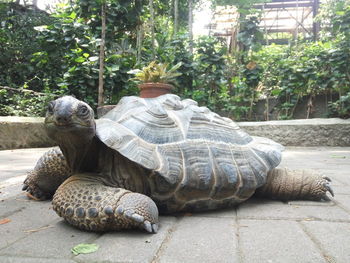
[174,0,179,35]
[32,0,38,9]
[136,24,144,65]
[149,0,155,59]
[188,0,193,54]
[98,2,106,107]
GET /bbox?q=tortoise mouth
[45,121,94,132]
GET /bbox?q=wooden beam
[261,15,311,21]
[255,3,313,9]
[269,0,312,3]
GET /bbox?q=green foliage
[254,38,350,119]
[184,36,227,111]
[1,0,350,120]
[0,2,53,90]
[329,92,350,118]
[0,88,58,116]
[237,15,264,53]
[130,61,182,84]
[317,0,350,39]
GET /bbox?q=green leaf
[69,12,77,19]
[71,243,99,256]
[75,57,85,63]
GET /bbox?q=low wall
[0,117,56,150]
[238,118,350,147]
[0,117,349,150]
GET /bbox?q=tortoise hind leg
[52,174,159,233]
[255,168,334,201]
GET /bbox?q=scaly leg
[23,148,71,200]
[52,174,159,233]
[255,168,334,201]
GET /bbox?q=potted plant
[129,61,182,98]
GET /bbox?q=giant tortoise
[23,95,334,233]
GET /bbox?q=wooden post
[98,2,106,107]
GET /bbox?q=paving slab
[301,221,350,263]
[75,216,176,263]
[238,219,327,263]
[0,147,349,263]
[154,216,239,263]
[0,198,58,250]
[1,219,99,259]
[0,256,76,263]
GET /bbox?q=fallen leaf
[26,192,41,201]
[0,218,11,225]
[330,155,346,159]
[183,213,193,217]
[23,225,53,233]
[71,243,99,256]
[304,218,314,221]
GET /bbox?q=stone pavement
[0,147,349,263]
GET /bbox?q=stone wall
[0,117,56,150]
[238,118,350,146]
[0,117,349,150]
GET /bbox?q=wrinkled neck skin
[46,123,98,173]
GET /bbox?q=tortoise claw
[323,182,334,197]
[117,193,159,233]
[123,209,145,224]
[322,176,332,182]
[118,207,158,233]
[143,220,159,234]
[152,223,158,233]
[143,220,152,233]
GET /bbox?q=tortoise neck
[59,136,97,173]
[48,124,97,173]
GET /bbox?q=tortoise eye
[47,101,55,114]
[78,105,89,116]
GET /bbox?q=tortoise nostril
[56,115,71,124]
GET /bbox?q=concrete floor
[0,147,350,263]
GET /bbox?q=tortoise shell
[96,94,283,212]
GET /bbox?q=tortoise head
[45,96,95,133]
[45,96,96,171]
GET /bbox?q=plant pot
[138,83,174,98]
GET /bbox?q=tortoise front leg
[52,175,159,233]
[255,168,334,201]
[23,148,71,200]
